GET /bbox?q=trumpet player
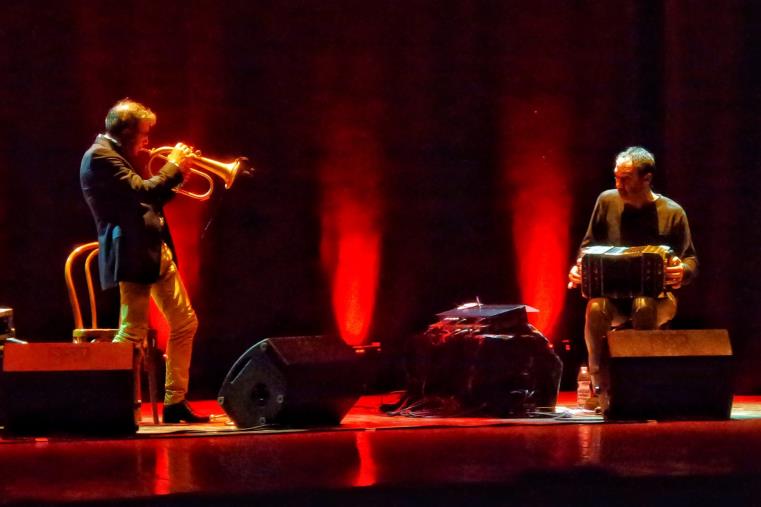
[80,98,209,424]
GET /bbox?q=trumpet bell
[193,156,250,190]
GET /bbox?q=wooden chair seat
[73,328,118,343]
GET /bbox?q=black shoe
[162,400,210,424]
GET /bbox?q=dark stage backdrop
[1,1,760,394]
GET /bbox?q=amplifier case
[601,329,734,421]
[1,342,138,435]
[218,336,361,428]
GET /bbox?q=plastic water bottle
[577,366,592,408]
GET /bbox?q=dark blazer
[80,135,184,289]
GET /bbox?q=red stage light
[511,184,570,340]
[501,99,572,343]
[318,120,382,347]
[329,232,380,346]
[321,197,381,347]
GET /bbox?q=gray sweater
[579,189,698,285]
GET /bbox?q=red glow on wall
[510,182,570,338]
[323,225,381,346]
[319,120,382,346]
[501,98,572,341]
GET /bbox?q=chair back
[65,241,102,329]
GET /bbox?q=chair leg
[133,348,143,425]
[145,329,160,424]
[146,349,159,424]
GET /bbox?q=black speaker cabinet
[601,329,734,421]
[218,336,361,428]
[1,342,138,435]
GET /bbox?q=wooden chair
[65,242,160,424]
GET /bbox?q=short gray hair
[616,146,655,177]
[105,98,156,137]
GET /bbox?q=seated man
[567,146,698,395]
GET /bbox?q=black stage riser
[1,342,138,435]
[602,329,734,421]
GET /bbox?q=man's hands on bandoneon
[567,257,582,289]
[665,256,685,289]
[567,255,685,290]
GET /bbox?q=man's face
[122,120,152,158]
[614,156,650,203]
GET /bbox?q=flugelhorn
[147,146,251,201]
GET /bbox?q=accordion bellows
[581,245,673,299]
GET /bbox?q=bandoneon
[581,245,673,299]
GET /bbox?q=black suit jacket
[80,135,184,289]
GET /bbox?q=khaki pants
[114,243,199,405]
[584,294,677,390]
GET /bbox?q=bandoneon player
[567,147,699,405]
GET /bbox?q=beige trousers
[114,243,199,405]
[584,294,677,389]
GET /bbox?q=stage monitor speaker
[1,342,138,435]
[218,335,361,428]
[601,329,734,421]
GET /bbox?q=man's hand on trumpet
[167,143,199,174]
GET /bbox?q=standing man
[80,98,209,423]
[568,146,698,396]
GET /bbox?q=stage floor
[3,393,761,506]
